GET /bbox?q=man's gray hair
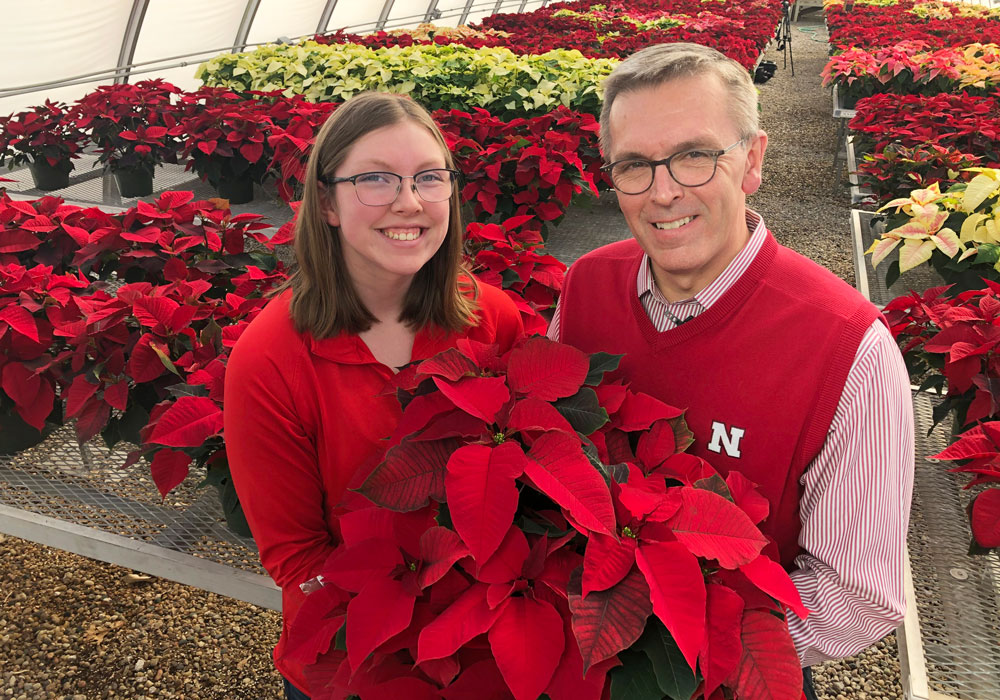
[599,42,759,157]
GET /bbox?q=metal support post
[114,0,150,85]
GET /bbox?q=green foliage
[195,41,614,119]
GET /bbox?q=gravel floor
[0,12,905,700]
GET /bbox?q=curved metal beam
[376,0,397,30]
[317,0,340,33]
[458,0,476,24]
[234,0,263,52]
[114,0,150,85]
[424,0,441,21]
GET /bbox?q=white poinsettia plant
[868,169,1000,290]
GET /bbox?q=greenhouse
[0,1,998,698]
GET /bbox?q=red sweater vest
[560,233,883,568]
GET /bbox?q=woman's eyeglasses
[319,169,460,206]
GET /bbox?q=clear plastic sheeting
[0,0,559,115]
[133,0,249,93]
[1,0,132,113]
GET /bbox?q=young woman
[223,92,524,700]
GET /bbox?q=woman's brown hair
[278,92,478,339]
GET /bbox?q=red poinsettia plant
[69,79,183,173]
[883,281,1000,429]
[0,262,87,449]
[928,422,1000,551]
[171,88,277,195]
[288,336,806,700]
[0,100,88,174]
[465,215,566,335]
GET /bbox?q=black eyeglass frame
[317,168,461,206]
[601,139,746,194]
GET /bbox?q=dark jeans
[283,677,310,700]
[803,667,819,700]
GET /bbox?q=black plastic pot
[113,165,154,198]
[28,159,71,191]
[217,175,254,205]
[0,401,63,455]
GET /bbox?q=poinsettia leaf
[434,375,510,422]
[65,374,100,419]
[739,555,809,620]
[616,391,683,431]
[701,584,744,697]
[726,472,770,525]
[931,429,1000,461]
[506,396,576,435]
[132,295,180,331]
[416,582,503,663]
[358,676,437,700]
[147,396,224,448]
[1,362,40,411]
[545,621,620,700]
[525,431,617,537]
[489,597,565,700]
[0,305,39,342]
[416,655,461,688]
[635,618,699,700]
[636,541,705,672]
[898,239,935,273]
[608,648,663,700]
[75,399,111,443]
[581,439,630,486]
[971,488,1000,548]
[585,352,623,386]
[446,442,526,564]
[475,524,530,584]
[636,419,678,471]
[486,581,516,610]
[507,336,589,401]
[104,380,129,411]
[357,438,458,511]
[554,387,609,435]
[417,347,479,381]
[667,487,768,568]
[582,532,636,598]
[345,577,415,671]
[303,647,347,700]
[149,449,192,499]
[568,566,652,675]
[727,609,802,700]
[284,585,347,666]
[318,539,403,593]
[441,659,511,700]
[127,334,168,383]
[418,526,469,589]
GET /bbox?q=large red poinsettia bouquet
[288,336,806,700]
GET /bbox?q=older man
[549,43,914,696]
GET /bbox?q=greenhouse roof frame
[0,0,555,114]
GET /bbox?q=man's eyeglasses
[319,168,460,206]
[602,140,745,194]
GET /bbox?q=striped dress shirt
[548,210,915,665]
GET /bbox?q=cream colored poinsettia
[870,183,964,272]
[956,169,1000,212]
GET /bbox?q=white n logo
[707,421,745,458]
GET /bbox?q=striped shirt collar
[637,209,767,329]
